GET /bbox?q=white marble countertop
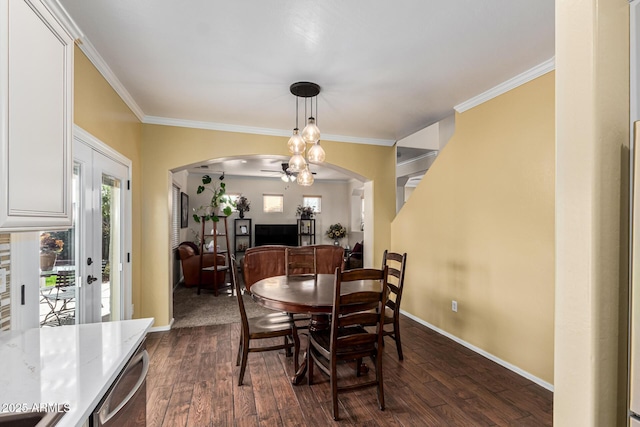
[0,318,154,427]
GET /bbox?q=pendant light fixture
[288,82,325,184]
[307,140,326,163]
[287,96,305,155]
[297,164,314,186]
[301,93,321,144]
[288,153,306,173]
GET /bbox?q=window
[171,184,180,249]
[263,194,284,213]
[302,196,321,213]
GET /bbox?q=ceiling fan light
[307,141,326,163]
[281,174,289,182]
[297,166,314,186]
[288,154,306,172]
[301,117,320,144]
[287,129,305,154]
[289,174,296,182]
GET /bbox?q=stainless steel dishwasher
[91,341,148,427]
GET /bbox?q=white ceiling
[58,0,555,180]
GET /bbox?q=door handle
[87,275,98,284]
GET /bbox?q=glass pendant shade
[288,154,306,172]
[297,166,314,186]
[307,141,326,163]
[301,117,321,144]
[287,128,305,154]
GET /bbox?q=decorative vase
[334,240,340,246]
[239,210,245,219]
[301,214,310,220]
[40,252,57,271]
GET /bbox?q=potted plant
[326,223,347,246]
[236,195,251,218]
[296,205,314,219]
[40,232,64,271]
[192,175,234,223]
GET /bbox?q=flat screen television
[254,224,298,246]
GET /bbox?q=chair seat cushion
[248,312,295,335]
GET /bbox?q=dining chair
[381,250,408,360]
[285,246,318,327]
[307,266,388,420]
[285,246,317,277]
[231,256,300,386]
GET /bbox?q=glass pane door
[39,138,128,326]
[88,147,127,323]
[100,174,122,322]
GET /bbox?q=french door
[73,139,129,324]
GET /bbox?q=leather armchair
[345,242,363,269]
[178,242,226,288]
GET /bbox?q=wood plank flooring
[146,315,553,426]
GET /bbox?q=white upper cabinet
[0,0,73,231]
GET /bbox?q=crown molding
[396,150,438,167]
[78,39,146,121]
[41,0,83,40]
[454,57,555,113]
[43,1,146,121]
[143,116,396,146]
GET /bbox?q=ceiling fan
[260,163,315,182]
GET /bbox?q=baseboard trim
[400,309,554,392]
[148,317,174,332]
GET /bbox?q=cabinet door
[0,0,73,231]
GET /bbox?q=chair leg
[292,332,300,372]
[331,360,339,420]
[394,320,403,360]
[236,334,243,367]
[307,347,314,385]
[376,354,385,410]
[238,335,250,386]
[356,357,363,377]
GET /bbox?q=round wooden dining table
[249,273,383,384]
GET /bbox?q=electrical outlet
[452,300,458,312]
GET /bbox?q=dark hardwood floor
[146,315,553,426]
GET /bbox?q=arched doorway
[169,154,368,328]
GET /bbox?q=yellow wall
[554,0,629,425]
[139,125,395,326]
[73,47,143,315]
[391,72,556,384]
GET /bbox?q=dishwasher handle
[97,349,149,425]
